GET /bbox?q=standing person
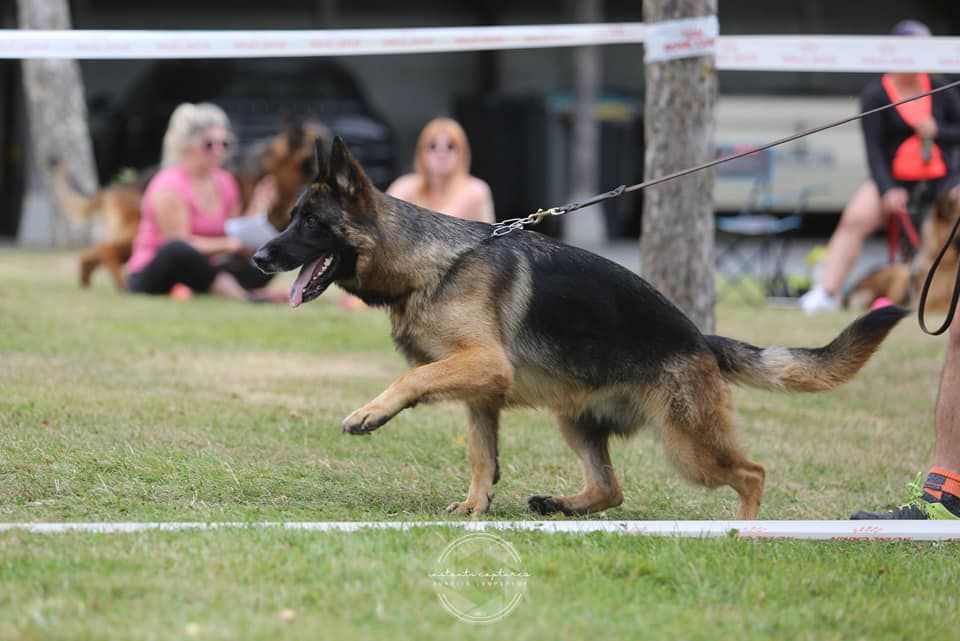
[801,20,960,314]
[853,291,960,520]
[386,117,495,223]
[126,102,281,302]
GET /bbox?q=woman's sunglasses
[427,140,456,152]
[202,138,232,152]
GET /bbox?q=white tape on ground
[2,521,959,540]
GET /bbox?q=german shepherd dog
[253,137,907,519]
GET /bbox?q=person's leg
[221,257,273,290]
[851,299,960,519]
[821,181,886,297]
[931,310,960,470]
[128,240,248,301]
[219,257,287,302]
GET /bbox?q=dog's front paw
[528,494,574,516]
[445,492,494,517]
[341,404,395,435]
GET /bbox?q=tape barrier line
[717,35,960,73]
[644,15,717,63]
[1,23,960,73]
[0,23,646,59]
[2,520,960,540]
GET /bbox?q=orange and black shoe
[851,470,960,520]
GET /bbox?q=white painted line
[2,521,959,540]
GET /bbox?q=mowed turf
[1,248,956,640]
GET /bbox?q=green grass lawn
[1,249,956,640]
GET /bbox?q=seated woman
[126,102,281,302]
[338,117,495,311]
[801,20,960,314]
[386,116,495,223]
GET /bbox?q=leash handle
[918,208,960,336]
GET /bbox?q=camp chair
[714,144,826,302]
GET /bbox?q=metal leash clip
[490,207,563,237]
[489,185,627,238]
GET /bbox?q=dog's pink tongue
[289,257,323,309]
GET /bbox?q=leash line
[491,78,960,237]
[918,196,960,336]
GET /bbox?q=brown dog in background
[846,186,960,311]
[53,121,328,290]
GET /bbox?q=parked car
[87,58,395,189]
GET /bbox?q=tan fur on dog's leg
[447,404,500,516]
[662,418,765,520]
[341,346,513,434]
[528,415,623,515]
[98,241,132,290]
[79,249,101,288]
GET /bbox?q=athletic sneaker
[799,286,840,315]
[851,473,960,520]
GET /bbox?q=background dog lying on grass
[846,186,960,311]
[254,136,907,520]
[52,122,327,290]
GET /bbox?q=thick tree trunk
[17,0,98,248]
[641,0,717,332]
[564,0,604,246]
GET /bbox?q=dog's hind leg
[446,403,500,516]
[528,414,623,516]
[657,375,765,520]
[99,241,132,290]
[79,249,101,288]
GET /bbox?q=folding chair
[714,144,826,302]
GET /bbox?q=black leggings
[127,240,271,295]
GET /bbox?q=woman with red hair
[387,117,495,223]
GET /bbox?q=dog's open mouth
[290,253,337,308]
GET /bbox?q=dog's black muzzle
[251,245,281,274]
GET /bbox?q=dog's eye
[303,214,318,228]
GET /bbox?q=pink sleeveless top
[127,165,241,274]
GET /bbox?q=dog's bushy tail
[705,306,909,392]
[51,160,101,223]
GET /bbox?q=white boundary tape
[1,24,960,72]
[0,23,646,59]
[2,521,960,540]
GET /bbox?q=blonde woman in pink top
[126,102,280,301]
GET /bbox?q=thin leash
[917,189,960,336]
[491,78,960,238]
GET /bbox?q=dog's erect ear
[313,136,330,182]
[328,136,372,200]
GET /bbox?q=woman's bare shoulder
[386,174,421,199]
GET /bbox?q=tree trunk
[564,0,605,247]
[641,0,717,332]
[17,0,98,248]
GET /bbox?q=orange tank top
[882,73,947,181]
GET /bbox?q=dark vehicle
[87,58,395,189]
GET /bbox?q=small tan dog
[847,186,960,311]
